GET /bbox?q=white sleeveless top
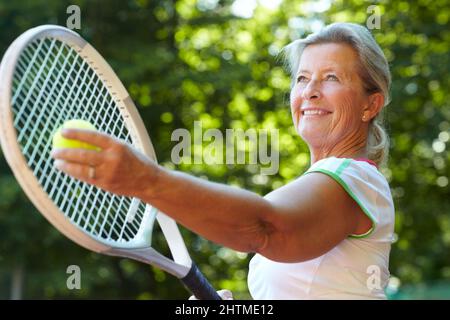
[248,157,395,300]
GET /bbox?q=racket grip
[181,263,222,300]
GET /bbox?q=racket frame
[0,26,219,298]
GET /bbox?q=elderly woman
[52,22,395,299]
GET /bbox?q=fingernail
[61,129,70,136]
[54,159,63,169]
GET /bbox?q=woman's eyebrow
[297,66,342,75]
[297,69,311,74]
[322,67,338,73]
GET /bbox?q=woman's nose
[301,81,321,100]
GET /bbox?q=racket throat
[105,247,190,278]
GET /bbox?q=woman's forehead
[298,43,359,73]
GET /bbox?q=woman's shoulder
[304,156,394,209]
[306,156,385,181]
[303,156,395,241]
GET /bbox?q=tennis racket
[0,25,220,300]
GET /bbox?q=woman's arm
[141,166,362,262]
[52,129,364,262]
[138,166,274,254]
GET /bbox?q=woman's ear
[363,92,384,121]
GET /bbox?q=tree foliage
[0,0,448,299]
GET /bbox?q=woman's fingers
[217,289,233,300]
[188,289,233,300]
[54,160,95,183]
[52,130,158,198]
[61,129,113,149]
[51,148,103,166]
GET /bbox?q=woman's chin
[297,128,330,145]
[297,123,323,137]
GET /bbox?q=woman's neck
[309,146,368,165]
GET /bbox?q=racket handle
[181,263,222,300]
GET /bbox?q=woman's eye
[326,74,339,81]
[296,75,308,83]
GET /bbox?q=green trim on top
[304,167,377,239]
[336,158,352,176]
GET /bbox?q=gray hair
[283,22,391,167]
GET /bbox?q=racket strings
[20,38,145,241]
[12,37,149,243]
[17,44,80,163]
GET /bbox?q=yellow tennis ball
[52,119,100,151]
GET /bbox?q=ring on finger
[88,166,96,179]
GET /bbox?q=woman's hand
[188,289,233,300]
[51,128,159,199]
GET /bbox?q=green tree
[0,0,449,299]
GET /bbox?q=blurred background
[0,0,449,299]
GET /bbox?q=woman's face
[290,42,369,151]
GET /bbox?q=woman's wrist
[136,160,166,201]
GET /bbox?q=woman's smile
[301,109,333,118]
